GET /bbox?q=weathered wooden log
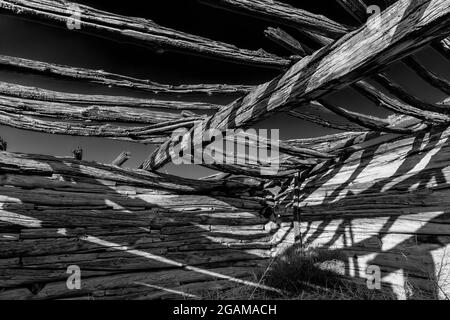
[0,81,222,111]
[317,100,425,134]
[0,111,200,144]
[199,0,352,39]
[352,81,450,123]
[143,0,450,171]
[0,0,290,69]
[111,152,131,167]
[0,151,263,195]
[373,73,450,114]
[288,106,366,132]
[0,94,205,125]
[264,27,306,56]
[0,55,253,96]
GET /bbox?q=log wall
[0,152,286,299]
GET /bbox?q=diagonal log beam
[0,0,290,69]
[142,0,450,171]
[199,0,352,39]
[403,56,450,95]
[318,99,427,134]
[372,73,450,114]
[337,0,450,64]
[287,103,367,132]
[352,80,450,123]
[302,1,450,126]
[111,151,131,167]
[0,55,253,96]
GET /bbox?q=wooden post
[0,137,6,151]
[111,151,131,167]
[72,147,83,161]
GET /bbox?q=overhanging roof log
[142,0,450,171]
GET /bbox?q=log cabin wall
[0,152,287,299]
[276,126,450,299]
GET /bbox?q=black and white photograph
[0,0,449,308]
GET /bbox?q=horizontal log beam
[0,111,200,144]
[0,94,204,125]
[143,0,450,171]
[0,0,290,69]
[0,151,261,195]
[0,55,252,96]
[0,81,222,111]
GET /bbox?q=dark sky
[0,0,448,178]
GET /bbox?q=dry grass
[201,246,396,300]
[200,245,450,300]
